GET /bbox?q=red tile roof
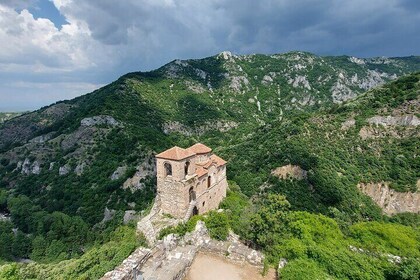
[196,166,209,178]
[187,143,212,154]
[210,154,227,167]
[156,146,195,161]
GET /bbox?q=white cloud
[0,4,97,71]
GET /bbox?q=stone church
[156,143,228,220]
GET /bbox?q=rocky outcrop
[367,115,420,127]
[74,162,87,176]
[123,157,156,192]
[288,75,311,90]
[341,118,356,130]
[80,115,120,127]
[0,212,11,222]
[358,182,420,215]
[29,133,54,144]
[102,207,116,223]
[60,126,97,151]
[111,166,127,181]
[123,210,137,224]
[162,120,238,136]
[271,164,307,180]
[59,164,71,176]
[359,115,420,139]
[15,158,41,175]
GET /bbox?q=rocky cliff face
[271,165,308,180]
[358,182,420,215]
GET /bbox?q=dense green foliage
[0,225,144,279]
[157,211,229,241]
[221,189,419,279]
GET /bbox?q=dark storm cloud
[58,0,419,60]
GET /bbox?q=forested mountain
[0,52,419,279]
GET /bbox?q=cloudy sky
[1,0,419,111]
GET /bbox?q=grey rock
[74,162,87,176]
[21,158,31,175]
[80,115,119,127]
[29,133,53,144]
[278,258,288,270]
[102,207,116,223]
[163,233,178,251]
[367,115,420,127]
[31,161,41,175]
[111,166,127,181]
[123,210,137,224]
[59,164,71,176]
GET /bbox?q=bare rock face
[123,156,156,192]
[358,182,420,215]
[31,161,41,175]
[111,166,127,181]
[367,115,420,127]
[271,164,308,180]
[162,120,238,136]
[341,118,356,130]
[123,210,137,224]
[80,115,119,127]
[359,114,420,139]
[29,133,53,144]
[74,162,87,176]
[59,164,71,176]
[18,158,41,175]
[102,207,116,223]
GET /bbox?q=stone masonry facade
[156,143,227,219]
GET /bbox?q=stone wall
[195,175,227,214]
[100,247,151,280]
[109,221,265,280]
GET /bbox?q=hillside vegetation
[0,113,22,124]
[0,52,419,279]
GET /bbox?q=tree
[250,194,291,247]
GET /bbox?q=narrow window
[207,176,211,188]
[164,162,172,177]
[184,161,190,177]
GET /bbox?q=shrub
[205,211,229,241]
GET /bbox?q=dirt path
[185,252,276,280]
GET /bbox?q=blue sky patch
[28,0,68,29]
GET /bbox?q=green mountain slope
[0,52,419,276]
[0,112,23,124]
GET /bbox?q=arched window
[189,187,196,202]
[184,161,190,177]
[207,176,211,188]
[164,162,172,177]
